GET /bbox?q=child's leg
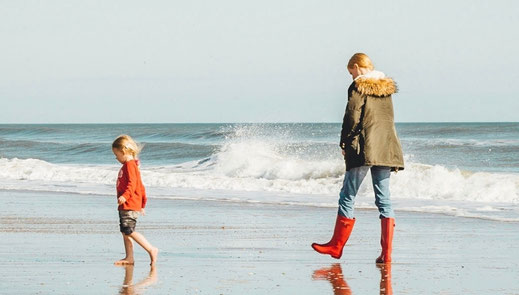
[129,231,159,266]
[114,233,135,265]
[116,210,138,265]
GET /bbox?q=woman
[312,53,404,263]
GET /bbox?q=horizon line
[0,121,517,125]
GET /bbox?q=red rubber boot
[376,218,395,264]
[312,215,355,259]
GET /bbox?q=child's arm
[140,186,148,215]
[141,190,147,209]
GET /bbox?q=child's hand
[140,208,146,216]
[117,196,127,205]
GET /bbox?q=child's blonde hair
[347,53,374,70]
[112,135,142,158]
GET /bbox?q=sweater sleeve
[141,189,147,209]
[120,161,138,202]
[340,90,365,149]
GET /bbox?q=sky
[1,0,518,123]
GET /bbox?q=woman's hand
[140,208,146,216]
[117,196,127,205]
[341,149,346,156]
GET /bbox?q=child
[112,135,158,266]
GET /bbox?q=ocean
[0,123,518,222]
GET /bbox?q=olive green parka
[340,71,404,171]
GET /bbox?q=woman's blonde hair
[347,53,374,70]
[112,135,142,157]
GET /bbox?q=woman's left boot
[376,218,394,264]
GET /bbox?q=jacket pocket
[350,135,361,155]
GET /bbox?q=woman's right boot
[312,215,355,259]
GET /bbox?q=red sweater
[116,159,147,211]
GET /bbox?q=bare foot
[149,247,159,266]
[114,258,135,265]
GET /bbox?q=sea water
[0,123,517,221]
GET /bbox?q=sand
[0,190,518,294]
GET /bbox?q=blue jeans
[338,166,394,219]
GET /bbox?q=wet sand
[0,190,518,294]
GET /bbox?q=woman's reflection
[312,264,352,295]
[377,264,392,295]
[313,263,393,295]
[119,265,158,295]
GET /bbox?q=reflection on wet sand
[312,264,352,295]
[119,265,158,295]
[377,264,392,295]
[312,263,393,295]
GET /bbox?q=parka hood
[353,70,397,97]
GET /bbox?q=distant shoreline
[0,121,518,125]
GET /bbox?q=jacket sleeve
[141,188,147,209]
[340,90,365,149]
[120,161,137,202]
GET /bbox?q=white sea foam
[0,158,116,185]
[211,139,344,180]
[390,162,519,203]
[1,155,518,203]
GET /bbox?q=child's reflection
[312,264,352,295]
[119,265,158,295]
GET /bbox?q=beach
[1,189,518,294]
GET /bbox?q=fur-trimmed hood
[353,70,397,97]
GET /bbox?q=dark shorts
[119,210,139,235]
